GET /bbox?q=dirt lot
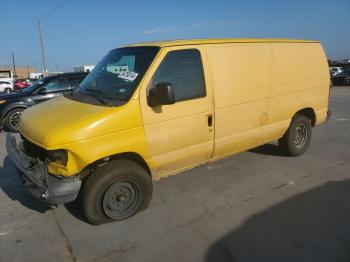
[0,86,349,262]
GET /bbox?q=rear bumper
[6,134,81,205]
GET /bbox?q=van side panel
[206,43,271,158]
[262,43,330,140]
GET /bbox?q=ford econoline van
[6,39,330,224]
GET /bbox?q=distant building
[73,65,95,73]
[0,69,14,82]
[0,66,37,81]
[30,72,44,79]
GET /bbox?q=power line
[37,0,69,74]
[20,0,68,72]
[23,25,38,61]
[39,0,69,21]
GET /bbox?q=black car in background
[331,69,350,86]
[0,72,87,132]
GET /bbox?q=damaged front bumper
[6,134,81,205]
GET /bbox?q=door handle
[207,114,213,127]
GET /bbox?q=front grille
[21,135,46,160]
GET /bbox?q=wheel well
[86,152,151,178]
[2,106,27,124]
[295,108,316,126]
[4,106,26,118]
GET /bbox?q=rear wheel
[82,160,153,225]
[278,114,312,156]
[4,108,24,132]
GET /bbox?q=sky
[1,0,349,72]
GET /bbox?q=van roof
[125,38,319,48]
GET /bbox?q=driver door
[139,46,214,179]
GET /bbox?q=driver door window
[42,77,68,92]
[152,49,205,102]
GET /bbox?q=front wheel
[4,108,24,132]
[82,160,153,225]
[278,114,312,156]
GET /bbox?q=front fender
[46,126,156,177]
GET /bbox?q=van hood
[19,96,141,148]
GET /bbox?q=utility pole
[38,20,47,76]
[11,51,17,78]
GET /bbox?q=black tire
[4,108,24,132]
[278,114,312,156]
[82,160,153,225]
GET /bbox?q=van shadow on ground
[205,179,350,262]
[249,143,285,157]
[0,155,90,223]
[0,156,53,213]
[0,143,286,223]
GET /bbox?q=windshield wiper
[80,88,107,105]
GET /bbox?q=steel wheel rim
[102,181,141,220]
[294,123,308,149]
[4,88,11,94]
[9,111,22,130]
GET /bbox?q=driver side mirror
[147,82,175,107]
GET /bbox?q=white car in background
[0,80,14,93]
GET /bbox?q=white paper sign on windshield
[118,71,138,81]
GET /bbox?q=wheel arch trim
[294,107,316,126]
[83,152,152,179]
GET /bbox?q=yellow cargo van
[6,39,330,224]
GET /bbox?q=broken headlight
[47,149,68,166]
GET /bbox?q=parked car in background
[331,69,350,86]
[0,72,87,131]
[329,67,343,76]
[13,78,36,92]
[0,80,14,94]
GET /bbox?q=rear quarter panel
[264,43,330,139]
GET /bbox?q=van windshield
[68,46,159,106]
